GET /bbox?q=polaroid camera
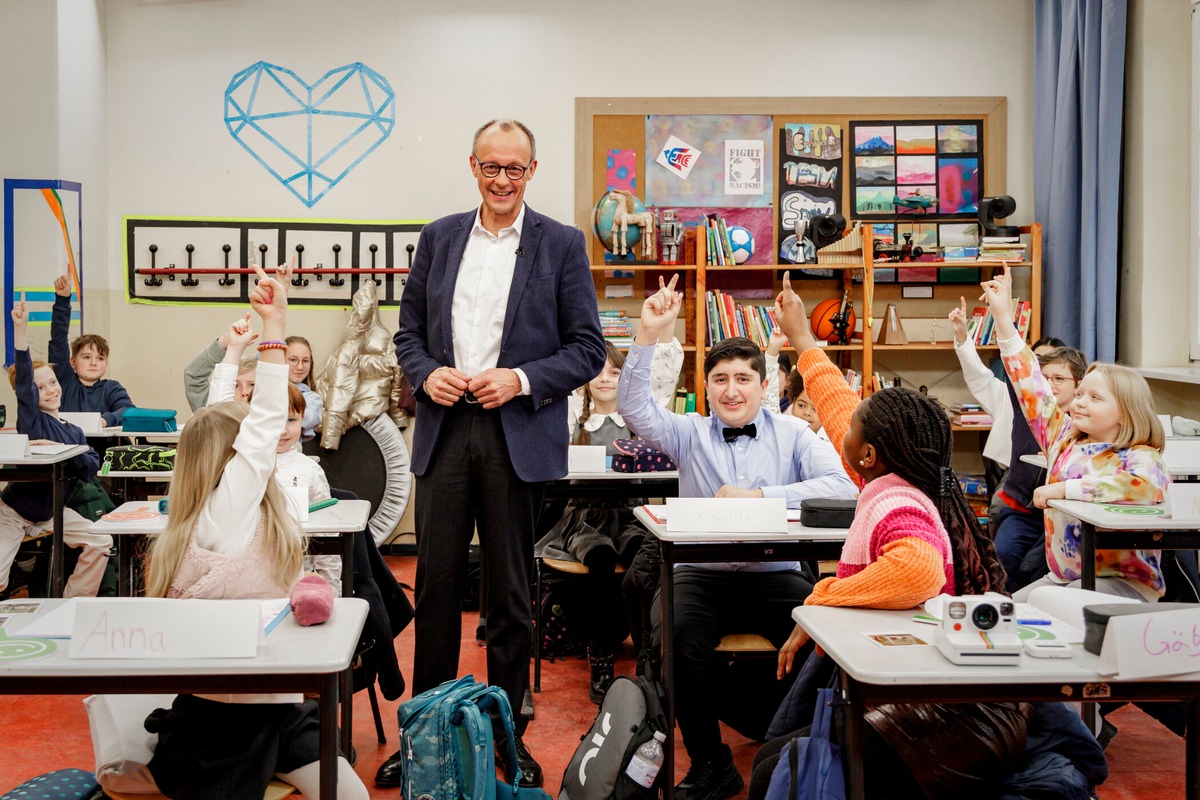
[935,593,1022,665]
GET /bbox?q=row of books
[965,299,1032,344]
[948,401,993,427]
[702,213,738,267]
[843,369,901,394]
[672,390,698,415]
[705,289,778,346]
[979,235,1028,262]
[599,309,632,346]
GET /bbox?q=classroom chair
[532,555,626,692]
[0,768,100,800]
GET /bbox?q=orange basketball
[811,298,856,342]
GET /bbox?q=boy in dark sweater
[50,275,133,426]
[0,295,111,597]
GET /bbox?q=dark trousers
[992,504,1048,594]
[652,567,813,763]
[412,402,543,734]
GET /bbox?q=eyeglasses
[475,160,532,180]
[1044,375,1076,387]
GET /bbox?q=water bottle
[624,731,667,788]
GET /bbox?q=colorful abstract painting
[646,115,774,207]
[937,124,979,154]
[938,157,980,214]
[896,126,936,154]
[607,149,637,192]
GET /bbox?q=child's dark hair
[785,370,805,402]
[574,342,625,446]
[704,337,766,381]
[71,334,109,359]
[1031,336,1068,351]
[1038,346,1088,381]
[860,387,1007,595]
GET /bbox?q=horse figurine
[606,189,656,260]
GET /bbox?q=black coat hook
[181,244,199,287]
[292,244,308,287]
[369,244,381,285]
[330,243,344,287]
[144,244,162,287]
[219,244,236,286]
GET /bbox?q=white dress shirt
[452,204,530,393]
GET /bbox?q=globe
[592,191,648,254]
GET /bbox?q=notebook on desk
[59,412,105,434]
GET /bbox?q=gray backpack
[559,676,667,800]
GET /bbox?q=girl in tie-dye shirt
[982,272,1169,601]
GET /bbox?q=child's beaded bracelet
[257,339,287,352]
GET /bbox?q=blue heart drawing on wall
[224,61,395,207]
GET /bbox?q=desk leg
[841,674,866,800]
[1081,522,1097,592]
[341,532,354,598]
[661,541,675,800]
[1188,694,1200,800]
[116,535,130,597]
[340,669,353,762]
[50,464,66,597]
[320,671,339,800]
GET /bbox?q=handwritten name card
[665,497,788,534]
[68,598,261,659]
[1099,606,1200,679]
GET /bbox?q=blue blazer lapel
[439,213,475,364]
[501,209,543,347]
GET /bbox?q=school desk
[793,604,1200,800]
[2,597,368,800]
[633,504,849,800]
[543,469,680,502]
[1049,483,1200,591]
[1020,438,1200,481]
[0,444,92,597]
[89,499,371,598]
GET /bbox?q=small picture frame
[901,285,934,299]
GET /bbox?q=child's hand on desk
[28,439,57,447]
[54,274,72,297]
[715,485,764,499]
[1032,482,1067,509]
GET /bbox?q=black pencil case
[800,498,857,528]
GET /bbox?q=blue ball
[727,225,754,264]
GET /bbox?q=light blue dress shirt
[618,341,858,572]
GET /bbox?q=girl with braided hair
[776,386,1006,674]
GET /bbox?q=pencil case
[121,407,178,433]
[800,498,857,528]
[101,445,176,473]
[610,438,677,473]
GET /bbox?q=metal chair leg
[367,682,386,744]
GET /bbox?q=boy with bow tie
[617,278,856,800]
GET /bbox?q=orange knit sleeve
[796,347,861,482]
[805,537,946,609]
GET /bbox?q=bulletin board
[574,96,1007,269]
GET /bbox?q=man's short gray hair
[472,119,536,161]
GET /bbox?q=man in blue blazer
[390,119,606,787]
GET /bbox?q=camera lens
[971,603,999,631]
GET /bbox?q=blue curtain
[1034,0,1127,362]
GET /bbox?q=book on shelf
[942,245,979,262]
[705,289,779,347]
[966,297,1028,345]
[958,473,988,497]
[952,413,993,427]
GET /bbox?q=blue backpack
[397,675,552,800]
[763,687,846,800]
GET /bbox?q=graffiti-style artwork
[784,124,842,161]
[777,127,842,267]
[224,62,395,208]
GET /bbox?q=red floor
[0,554,1185,798]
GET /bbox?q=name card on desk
[1099,606,1200,679]
[68,598,261,659]
[568,445,607,474]
[0,434,30,459]
[665,497,788,533]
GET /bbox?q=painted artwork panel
[784,123,843,160]
[646,115,774,207]
[896,126,936,154]
[854,126,895,155]
[606,149,637,192]
[896,185,937,203]
[938,124,979,154]
[896,156,936,185]
[938,157,980,214]
[897,222,939,250]
[939,222,981,247]
[855,156,894,186]
[855,186,894,215]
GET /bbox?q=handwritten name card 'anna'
[68,598,262,660]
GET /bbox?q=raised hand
[775,272,817,352]
[948,296,969,345]
[979,266,1017,340]
[10,293,27,329]
[226,313,259,350]
[767,326,789,357]
[634,273,682,346]
[250,262,289,322]
[54,275,72,298]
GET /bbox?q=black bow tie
[723,424,757,443]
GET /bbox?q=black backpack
[559,676,667,800]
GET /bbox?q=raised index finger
[782,271,793,294]
[252,261,269,283]
[665,273,680,293]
